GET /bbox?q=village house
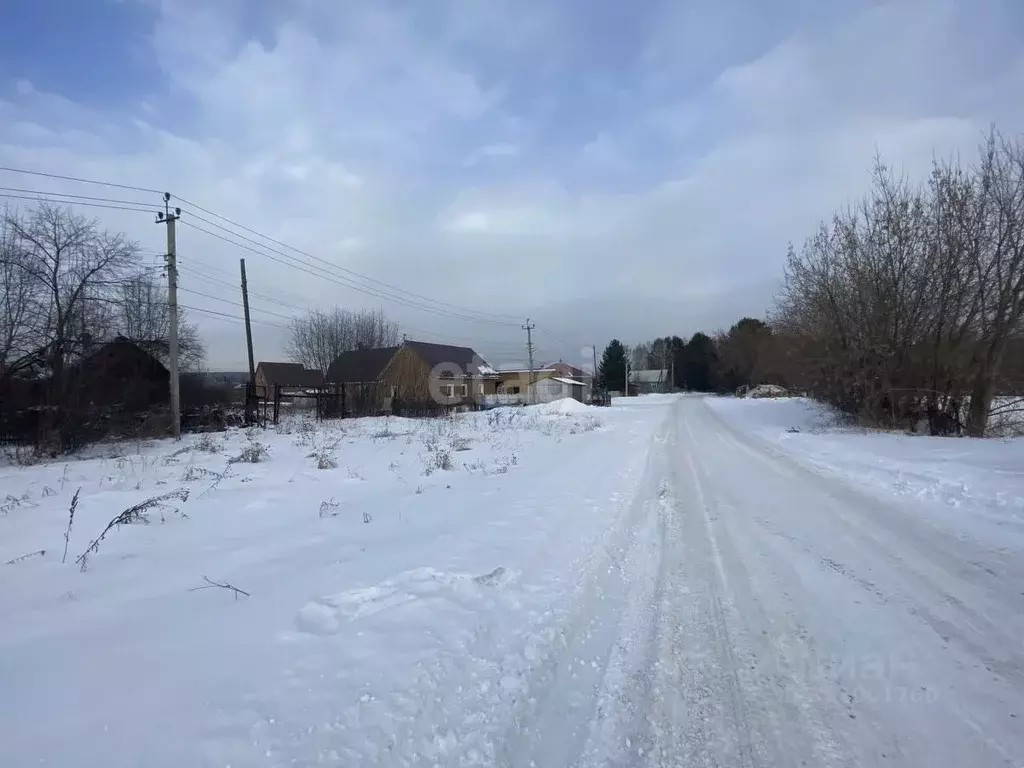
[2,337,171,447]
[326,340,499,415]
[629,368,670,394]
[492,367,587,404]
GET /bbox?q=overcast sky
[2,0,1023,371]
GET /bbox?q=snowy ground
[708,395,1024,533]
[3,394,1023,767]
[0,398,672,767]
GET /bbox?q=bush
[230,440,269,464]
[193,433,222,453]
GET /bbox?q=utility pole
[592,344,599,402]
[240,259,256,383]
[156,194,181,439]
[523,318,536,404]
[240,258,257,426]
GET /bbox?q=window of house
[460,384,467,397]
[509,386,520,394]
[478,383,484,395]
[440,384,453,397]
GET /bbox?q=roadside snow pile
[707,396,1024,520]
[0,399,669,767]
[533,397,593,415]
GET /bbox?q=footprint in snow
[294,566,516,636]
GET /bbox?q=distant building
[490,367,587,405]
[254,362,325,399]
[629,368,669,394]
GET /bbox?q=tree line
[599,129,1024,437]
[597,317,775,396]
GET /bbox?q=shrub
[435,449,453,471]
[193,433,222,453]
[230,440,269,464]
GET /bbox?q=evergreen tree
[717,318,773,392]
[598,339,627,392]
[682,332,719,391]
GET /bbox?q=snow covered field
[3,394,1023,767]
[0,397,673,767]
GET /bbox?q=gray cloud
[1,0,1021,369]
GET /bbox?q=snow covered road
[3,395,1023,766]
[481,395,1024,767]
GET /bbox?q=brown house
[70,338,171,410]
[326,340,499,414]
[254,362,324,400]
[2,337,170,447]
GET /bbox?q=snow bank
[532,397,593,415]
[0,402,672,767]
[707,396,1024,525]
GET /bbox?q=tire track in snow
[628,410,757,768]
[493,410,675,768]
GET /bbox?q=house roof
[326,347,399,383]
[552,376,587,386]
[630,369,667,384]
[404,340,496,377]
[257,361,324,388]
[545,362,590,379]
[77,338,169,376]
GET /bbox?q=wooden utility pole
[592,344,599,402]
[240,258,257,425]
[523,318,536,404]
[156,194,181,439]
[240,259,256,383]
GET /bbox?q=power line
[177,218,520,327]
[180,304,291,331]
[0,166,583,348]
[0,166,163,195]
[179,213,521,326]
[0,186,157,209]
[0,192,154,215]
[177,264,306,311]
[178,287,297,322]
[172,199,523,323]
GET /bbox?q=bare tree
[628,342,649,371]
[0,208,38,371]
[115,273,206,371]
[286,307,399,372]
[4,202,137,381]
[772,130,1024,436]
[960,132,1024,435]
